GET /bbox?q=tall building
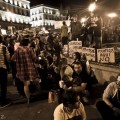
[0,0,31,32]
[30,4,67,28]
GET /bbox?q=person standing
[71,15,82,41]
[0,36,11,108]
[11,38,40,104]
[61,21,68,46]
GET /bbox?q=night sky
[29,0,88,8]
[29,0,120,12]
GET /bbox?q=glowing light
[88,2,96,12]
[107,13,117,18]
[81,17,86,23]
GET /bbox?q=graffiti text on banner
[82,47,95,61]
[97,48,115,63]
[63,45,69,57]
[68,41,82,58]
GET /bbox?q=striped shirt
[0,43,9,69]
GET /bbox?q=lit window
[7,16,10,21]
[27,5,30,9]
[5,0,8,2]
[44,9,46,13]
[2,16,6,21]
[20,19,23,23]
[24,4,26,8]
[19,2,21,7]
[16,18,19,23]
[11,18,15,22]
[14,0,17,5]
[10,0,13,4]
[47,9,49,13]
[51,10,53,14]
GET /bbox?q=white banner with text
[97,48,115,63]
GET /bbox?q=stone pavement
[0,74,103,120]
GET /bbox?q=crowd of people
[0,13,120,120]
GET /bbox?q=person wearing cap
[96,74,120,120]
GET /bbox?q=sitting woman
[54,90,87,120]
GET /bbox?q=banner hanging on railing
[68,41,82,58]
[82,47,96,61]
[97,48,115,63]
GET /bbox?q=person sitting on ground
[54,90,87,120]
[60,61,90,104]
[96,74,120,120]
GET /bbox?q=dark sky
[29,0,120,11]
[29,0,88,8]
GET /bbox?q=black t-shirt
[72,71,88,87]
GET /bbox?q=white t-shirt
[54,103,86,120]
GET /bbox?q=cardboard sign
[68,41,82,58]
[82,47,95,61]
[97,48,115,63]
[63,45,69,56]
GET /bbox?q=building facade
[30,4,67,28]
[0,0,31,33]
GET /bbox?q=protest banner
[97,48,115,63]
[68,41,82,58]
[62,45,69,57]
[82,47,95,61]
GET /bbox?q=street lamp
[88,2,96,12]
[107,13,117,18]
[107,13,117,25]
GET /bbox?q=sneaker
[0,101,11,109]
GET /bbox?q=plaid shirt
[11,46,39,81]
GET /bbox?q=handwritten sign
[97,48,115,63]
[63,45,69,56]
[68,41,82,58]
[82,47,95,61]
